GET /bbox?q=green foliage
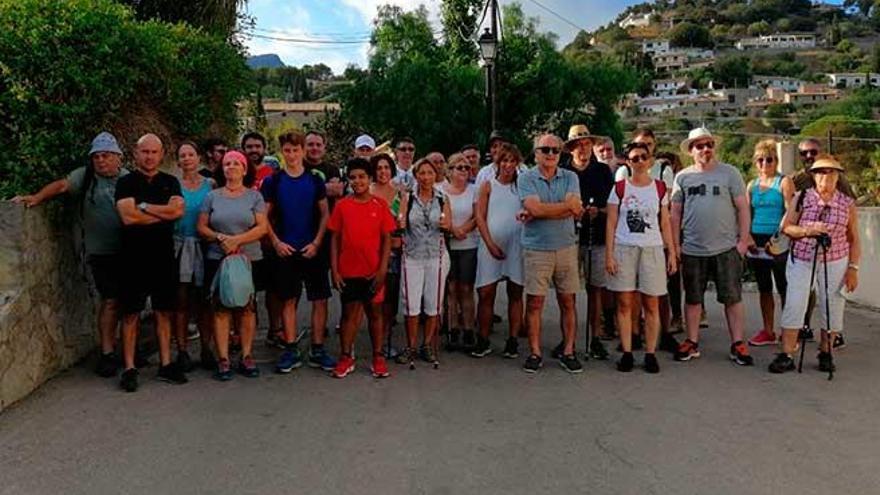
[118,0,246,37]
[747,21,771,37]
[668,22,713,49]
[712,55,753,88]
[0,0,250,197]
[440,0,482,63]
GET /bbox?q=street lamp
[478,27,498,134]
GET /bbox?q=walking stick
[434,234,444,370]
[797,239,821,373]
[820,234,833,381]
[585,198,594,357]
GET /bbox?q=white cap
[354,134,376,149]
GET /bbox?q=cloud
[338,0,441,27]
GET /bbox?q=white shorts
[780,256,847,331]
[605,244,668,297]
[578,245,606,289]
[401,252,451,316]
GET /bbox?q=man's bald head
[135,133,164,173]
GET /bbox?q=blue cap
[89,132,123,155]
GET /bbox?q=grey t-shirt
[66,166,129,256]
[200,189,266,261]
[671,162,746,256]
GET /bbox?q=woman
[746,140,794,347]
[770,155,859,374]
[473,143,525,359]
[442,153,478,351]
[173,141,214,372]
[605,142,677,373]
[369,153,403,356]
[396,158,452,367]
[197,150,269,380]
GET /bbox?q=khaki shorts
[524,246,580,296]
[578,245,606,289]
[606,245,668,296]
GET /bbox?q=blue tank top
[750,175,784,235]
[176,178,212,238]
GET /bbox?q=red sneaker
[748,329,778,346]
[371,355,390,378]
[332,355,355,379]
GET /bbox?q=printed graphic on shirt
[623,195,654,234]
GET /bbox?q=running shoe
[275,347,303,374]
[237,355,260,378]
[674,339,701,362]
[214,358,233,381]
[817,351,836,372]
[95,352,118,378]
[265,328,285,349]
[768,353,795,374]
[470,336,492,358]
[420,344,438,364]
[832,334,846,350]
[371,355,390,378]
[729,341,754,366]
[617,351,634,372]
[659,333,680,353]
[748,329,777,346]
[502,337,519,359]
[332,355,356,378]
[551,341,565,360]
[643,353,660,374]
[395,347,416,365]
[156,363,188,384]
[559,354,583,374]
[589,338,609,360]
[523,354,543,374]
[308,346,337,371]
[120,368,138,392]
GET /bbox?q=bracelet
[848,263,859,271]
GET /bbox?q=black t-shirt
[563,157,614,246]
[306,160,344,211]
[114,169,182,256]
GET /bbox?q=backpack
[210,254,255,309]
[614,179,667,214]
[619,161,669,182]
[404,190,446,233]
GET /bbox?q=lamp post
[478,23,498,133]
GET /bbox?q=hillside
[247,53,284,69]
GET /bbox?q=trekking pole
[798,239,822,373]
[820,235,833,381]
[434,235,444,370]
[585,197,594,357]
[399,213,415,371]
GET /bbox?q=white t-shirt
[615,160,674,193]
[444,183,479,250]
[476,162,529,187]
[607,179,669,247]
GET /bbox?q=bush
[0,0,250,197]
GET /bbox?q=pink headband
[223,150,248,167]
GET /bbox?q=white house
[641,38,670,55]
[619,12,653,29]
[735,33,816,50]
[826,72,880,89]
[752,75,805,92]
[652,51,688,72]
[636,94,692,114]
[651,77,690,97]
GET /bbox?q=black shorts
[448,248,477,285]
[119,254,177,314]
[271,254,332,302]
[341,277,384,306]
[681,248,744,306]
[87,254,122,299]
[749,234,788,296]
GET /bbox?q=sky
[243,0,647,73]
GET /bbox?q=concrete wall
[849,208,880,308]
[0,202,97,413]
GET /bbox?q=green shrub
[0,0,250,197]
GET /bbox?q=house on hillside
[752,75,805,92]
[619,11,653,29]
[652,49,715,73]
[783,86,840,107]
[641,38,670,55]
[735,33,816,50]
[826,72,880,89]
[651,77,691,97]
[243,100,342,129]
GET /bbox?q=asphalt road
[1,292,879,495]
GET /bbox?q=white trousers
[402,252,451,317]
[780,256,848,331]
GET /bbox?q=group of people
[12,123,860,391]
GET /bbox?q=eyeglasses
[396,146,415,152]
[628,154,649,163]
[692,141,714,151]
[756,156,775,164]
[536,146,561,155]
[799,149,819,157]
[811,169,837,175]
[452,165,471,171]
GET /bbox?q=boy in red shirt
[328,158,395,378]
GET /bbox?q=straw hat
[564,124,602,149]
[809,156,845,172]
[679,127,721,153]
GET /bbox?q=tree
[668,22,713,48]
[747,21,771,36]
[713,55,753,88]
[118,0,245,37]
[440,0,482,63]
[844,0,876,17]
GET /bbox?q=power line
[245,32,371,44]
[250,26,373,39]
[525,0,590,33]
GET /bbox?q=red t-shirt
[327,195,396,278]
[253,164,275,191]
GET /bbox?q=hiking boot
[395,347,416,365]
[120,368,138,392]
[237,355,260,378]
[674,339,701,362]
[461,330,476,351]
[420,344,438,364]
[768,353,795,374]
[589,338,609,360]
[95,352,118,378]
[523,354,543,374]
[617,351,634,372]
[176,350,194,373]
[643,353,660,374]
[832,334,846,350]
[308,346,337,371]
[446,329,461,352]
[729,341,754,366]
[470,336,492,358]
[200,349,218,371]
[502,337,519,359]
[332,355,356,379]
[748,329,777,347]
[559,354,583,374]
[156,363,188,384]
[659,333,680,354]
[275,347,303,374]
[817,351,836,372]
[214,358,233,381]
[371,355,390,378]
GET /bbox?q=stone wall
[849,208,880,309]
[0,202,97,413]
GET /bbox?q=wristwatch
[137,202,148,212]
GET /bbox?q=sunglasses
[692,141,715,151]
[756,156,775,164]
[536,146,561,155]
[397,146,415,152]
[811,169,837,175]
[799,149,819,157]
[628,154,649,163]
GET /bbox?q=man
[13,132,130,378]
[461,144,481,182]
[593,137,619,174]
[114,134,186,392]
[670,127,754,366]
[201,137,227,180]
[262,131,335,373]
[518,133,585,374]
[242,132,274,190]
[560,125,612,361]
[391,136,417,192]
[354,134,375,160]
[475,130,511,187]
[305,131,345,207]
[426,151,448,187]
